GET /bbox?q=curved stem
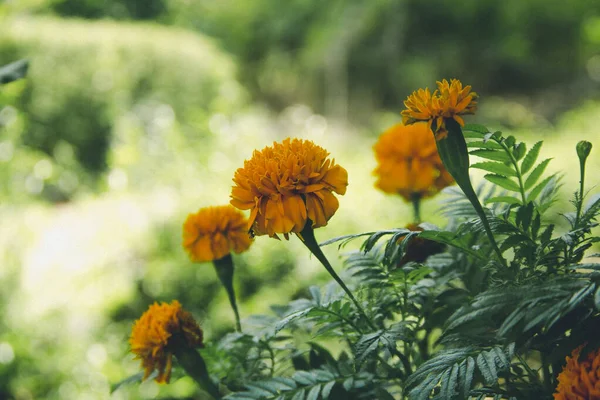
[213,255,242,332]
[411,193,422,223]
[171,337,222,399]
[297,223,377,330]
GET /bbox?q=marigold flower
[401,79,478,140]
[373,123,454,201]
[182,205,252,262]
[397,223,446,267]
[230,138,348,239]
[554,345,600,400]
[130,300,204,383]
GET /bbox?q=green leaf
[470,149,511,162]
[527,175,555,203]
[418,230,485,260]
[0,59,29,85]
[110,372,147,393]
[513,142,526,161]
[524,158,552,190]
[471,162,517,177]
[463,123,491,134]
[306,384,321,400]
[485,196,522,205]
[321,381,336,398]
[521,141,542,174]
[467,141,503,150]
[484,174,520,192]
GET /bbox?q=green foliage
[0,16,242,200]
[149,127,600,400]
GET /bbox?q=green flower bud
[576,141,592,163]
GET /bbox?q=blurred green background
[1,0,599,398]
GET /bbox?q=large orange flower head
[373,122,454,201]
[230,138,348,239]
[554,345,600,400]
[401,79,478,139]
[182,205,253,262]
[130,300,204,383]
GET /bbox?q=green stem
[437,120,507,267]
[171,337,222,399]
[298,223,377,330]
[498,140,527,205]
[213,254,242,332]
[411,193,422,223]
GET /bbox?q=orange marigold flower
[373,123,454,201]
[401,79,478,140]
[230,138,348,239]
[182,205,253,262]
[554,345,600,400]
[130,300,204,383]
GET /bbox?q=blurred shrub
[164,0,600,119]
[0,16,244,200]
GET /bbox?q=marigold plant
[230,137,348,239]
[373,122,454,202]
[129,300,204,383]
[554,345,600,400]
[182,205,252,262]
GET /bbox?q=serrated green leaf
[524,158,552,190]
[462,357,475,398]
[484,174,520,192]
[467,141,503,150]
[527,175,555,203]
[471,162,517,177]
[521,141,542,174]
[470,149,511,162]
[463,123,490,134]
[513,142,526,161]
[477,352,497,385]
[306,384,321,400]
[485,196,522,205]
[291,389,306,400]
[294,371,317,386]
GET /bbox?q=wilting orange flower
[230,138,348,239]
[397,223,446,267]
[130,300,204,383]
[183,205,252,262]
[401,79,478,139]
[554,345,600,400]
[373,123,454,201]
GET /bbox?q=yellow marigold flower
[130,300,204,383]
[554,345,600,400]
[401,79,478,140]
[230,138,348,239]
[182,205,253,262]
[373,123,454,201]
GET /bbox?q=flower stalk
[170,335,222,399]
[437,119,506,266]
[298,222,376,330]
[213,254,242,332]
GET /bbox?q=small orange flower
[183,205,252,262]
[554,345,600,400]
[130,301,204,383]
[401,79,478,140]
[373,123,454,201]
[230,138,348,239]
